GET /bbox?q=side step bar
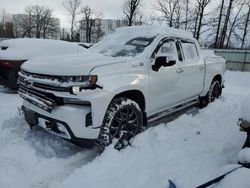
[148,99,198,124]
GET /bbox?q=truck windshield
[90,36,155,57]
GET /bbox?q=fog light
[72,86,81,94]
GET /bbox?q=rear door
[180,40,205,99]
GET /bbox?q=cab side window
[181,42,199,63]
[156,41,178,61]
[152,40,179,71]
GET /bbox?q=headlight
[89,75,98,85]
[60,75,90,83]
[70,75,98,94]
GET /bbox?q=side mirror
[152,56,176,72]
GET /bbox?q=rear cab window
[181,41,199,63]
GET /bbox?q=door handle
[199,66,204,70]
[176,68,184,73]
[132,61,144,67]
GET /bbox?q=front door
[148,39,185,115]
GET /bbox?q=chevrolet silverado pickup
[18,26,226,150]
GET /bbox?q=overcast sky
[0,0,155,28]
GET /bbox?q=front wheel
[97,97,143,151]
[199,80,222,108]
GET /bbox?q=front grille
[19,84,64,106]
[33,82,71,92]
[18,70,70,92]
[18,70,68,112]
[18,70,90,112]
[21,70,62,81]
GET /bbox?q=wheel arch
[212,74,222,85]
[113,90,146,112]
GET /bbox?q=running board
[148,100,197,123]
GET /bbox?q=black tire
[199,80,222,108]
[97,97,143,151]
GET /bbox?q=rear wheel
[97,97,143,151]
[199,80,221,108]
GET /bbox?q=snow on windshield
[90,25,193,58]
[91,33,155,57]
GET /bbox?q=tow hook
[17,106,25,117]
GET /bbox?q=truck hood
[21,52,128,75]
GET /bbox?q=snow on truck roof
[114,25,194,39]
[0,38,87,60]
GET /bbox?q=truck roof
[90,25,196,57]
[115,25,194,40]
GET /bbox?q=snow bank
[238,148,250,164]
[224,71,250,121]
[214,168,250,188]
[0,87,98,188]
[241,95,250,122]
[0,88,21,125]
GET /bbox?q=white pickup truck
[18,26,226,150]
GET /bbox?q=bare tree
[12,5,58,39]
[193,0,211,40]
[123,0,142,26]
[32,5,47,38]
[0,22,3,37]
[214,0,225,48]
[225,0,246,48]
[185,0,190,30]
[218,0,234,48]
[241,3,250,48]
[155,0,183,28]
[39,8,59,39]
[80,6,103,43]
[4,22,14,38]
[0,9,14,38]
[28,5,57,39]
[152,0,249,48]
[18,7,34,37]
[63,0,81,41]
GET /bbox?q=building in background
[79,19,126,43]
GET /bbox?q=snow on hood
[21,52,128,75]
[0,38,87,60]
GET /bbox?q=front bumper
[22,101,100,147]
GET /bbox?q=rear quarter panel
[201,56,226,96]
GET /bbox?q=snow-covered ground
[0,71,250,188]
